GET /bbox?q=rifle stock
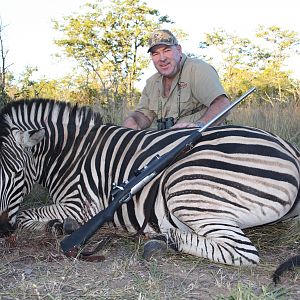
[60,87,256,255]
[60,195,121,253]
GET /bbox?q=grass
[1,221,300,299]
[229,101,300,148]
[217,282,289,300]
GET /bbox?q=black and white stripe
[0,99,299,265]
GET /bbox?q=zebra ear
[14,128,45,148]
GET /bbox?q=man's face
[150,45,182,78]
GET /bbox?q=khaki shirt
[135,54,226,125]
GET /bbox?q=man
[123,29,230,130]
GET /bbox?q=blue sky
[1,0,299,87]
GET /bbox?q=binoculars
[157,117,175,130]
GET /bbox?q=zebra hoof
[46,219,64,235]
[143,239,167,260]
[63,217,80,234]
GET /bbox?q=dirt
[1,222,300,300]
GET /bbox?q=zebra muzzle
[0,211,16,238]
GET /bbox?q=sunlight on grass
[216,282,289,300]
[229,102,300,148]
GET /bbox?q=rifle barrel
[200,87,256,133]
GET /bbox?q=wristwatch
[195,121,206,128]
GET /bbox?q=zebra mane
[0,99,103,145]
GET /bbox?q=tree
[199,26,300,103]
[255,25,300,102]
[0,19,12,107]
[199,29,265,99]
[53,0,172,123]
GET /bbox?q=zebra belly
[162,150,299,230]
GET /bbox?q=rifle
[60,87,256,256]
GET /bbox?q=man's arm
[197,95,230,125]
[172,95,230,129]
[123,111,153,130]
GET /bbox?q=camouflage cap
[147,29,178,52]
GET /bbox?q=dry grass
[1,220,300,299]
[229,102,300,148]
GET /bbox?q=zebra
[0,98,299,267]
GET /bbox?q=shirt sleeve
[191,60,227,106]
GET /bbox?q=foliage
[200,26,300,104]
[2,3,300,125]
[53,0,172,123]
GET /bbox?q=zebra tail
[272,255,300,284]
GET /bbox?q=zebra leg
[45,217,80,235]
[17,204,81,234]
[165,225,260,266]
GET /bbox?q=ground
[1,220,300,300]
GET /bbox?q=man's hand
[123,111,152,130]
[123,116,142,130]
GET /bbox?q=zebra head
[0,116,45,236]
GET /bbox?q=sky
[1,0,299,88]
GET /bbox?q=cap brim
[147,42,175,53]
